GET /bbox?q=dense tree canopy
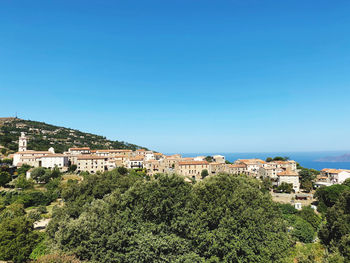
[314,184,350,214]
[0,204,42,263]
[48,173,292,262]
[0,171,11,186]
[319,189,350,261]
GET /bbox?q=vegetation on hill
[0,157,349,262]
[47,173,292,263]
[0,118,147,154]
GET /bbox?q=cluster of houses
[11,133,350,192]
[315,168,350,187]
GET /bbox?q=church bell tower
[18,132,27,152]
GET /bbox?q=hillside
[0,118,147,154]
[316,153,350,163]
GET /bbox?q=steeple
[18,132,27,152]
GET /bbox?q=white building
[277,169,300,192]
[68,147,91,155]
[126,156,144,169]
[13,150,51,166]
[38,154,69,169]
[331,170,350,184]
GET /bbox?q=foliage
[279,203,297,215]
[0,171,11,186]
[319,190,350,261]
[29,240,50,260]
[277,182,294,193]
[204,156,214,162]
[15,175,35,189]
[117,166,128,175]
[68,164,77,172]
[286,215,315,243]
[17,164,32,175]
[1,158,13,164]
[48,173,292,262]
[0,190,55,208]
[30,167,61,184]
[314,184,350,214]
[27,209,42,221]
[301,180,313,192]
[201,169,209,179]
[299,167,319,192]
[31,168,46,182]
[0,119,146,153]
[0,209,42,263]
[261,177,273,192]
[297,206,321,231]
[266,156,290,162]
[0,203,25,220]
[342,178,350,188]
[32,253,81,263]
[281,242,325,263]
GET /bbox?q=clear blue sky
[1,0,350,153]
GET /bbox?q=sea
[178,151,350,171]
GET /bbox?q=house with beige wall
[213,155,225,164]
[175,161,210,181]
[277,169,300,192]
[234,159,265,176]
[225,164,248,175]
[76,156,109,173]
[144,160,167,175]
[209,162,226,175]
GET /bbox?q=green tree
[297,206,321,230]
[287,215,315,243]
[0,171,11,187]
[68,164,77,172]
[342,178,350,188]
[15,175,34,189]
[0,214,42,262]
[277,182,294,193]
[279,203,297,215]
[201,169,209,179]
[299,168,319,192]
[1,158,12,164]
[33,253,81,263]
[204,156,214,163]
[31,167,61,184]
[319,190,350,261]
[314,184,349,214]
[48,173,292,263]
[262,177,273,192]
[301,180,313,192]
[117,166,128,175]
[27,210,42,222]
[188,174,292,262]
[31,167,46,183]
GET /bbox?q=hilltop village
[2,133,350,263]
[11,132,350,192]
